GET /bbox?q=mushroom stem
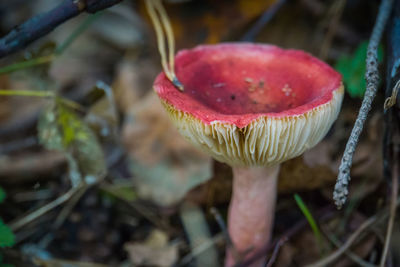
[225,165,280,267]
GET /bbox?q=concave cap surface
[154,43,344,167]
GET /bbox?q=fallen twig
[306,197,400,267]
[53,185,88,229]
[210,207,241,264]
[381,0,400,264]
[322,226,376,267]
[333,0,394,209]
[240,0,287,41]
[9,184,85,231]
[99,182,171,231]
[306,214,379,267]
[379,141,399,266]
[0,0,123,58]
[265,236,288,267]
[210,207,234,251]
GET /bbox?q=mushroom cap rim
[154,42,343,129]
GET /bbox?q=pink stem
[225,165,280,267]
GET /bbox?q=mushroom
[154,43,344,266]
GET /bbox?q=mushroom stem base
[225,165,280,267]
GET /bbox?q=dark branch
[240,0,286,42]
[0,0,123,59]
[384,0,400,188]
[386,0,400,91]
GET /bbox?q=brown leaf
[113,59,160,114]
[124,229,178,267]
[122,93,212,206]
[278,150,337,194]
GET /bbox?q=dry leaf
[122,93,212,206]
[113,59,159,114]
[124,229,178,267]
[278,154,337,194]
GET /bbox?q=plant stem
[0,89,54,97]
[0,55,54,75]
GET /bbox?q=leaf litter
[0,0,394,266]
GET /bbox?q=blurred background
[0,0,394,266]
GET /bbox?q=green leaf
[335,41,384,98]
[38,101,106,186]
[0,220,15,248]
[101,183,137,203]
[0,187,5,203]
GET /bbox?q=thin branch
[333,0,394,209]
[9,184,85,231]
[379,142,399,266]
[322,226,376,267]
[0,0,123,58]
[240,0,287,41]
[210,207,232,248]
[53,185,88,229]
[0,12,101,76]
[265,236,288,267]
[210,207,241,264]
[99,182,171,231]
[305,214,379,267]
[381,0,400,263]
[306,197,400,267]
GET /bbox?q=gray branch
[0,0,123,58]
[333,0,394,209]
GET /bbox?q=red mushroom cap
[154,43,344,166]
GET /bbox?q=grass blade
[0,55,54,75]
[55,12,103,55]
[294,194,323,250]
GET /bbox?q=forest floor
[0,0,396,266]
